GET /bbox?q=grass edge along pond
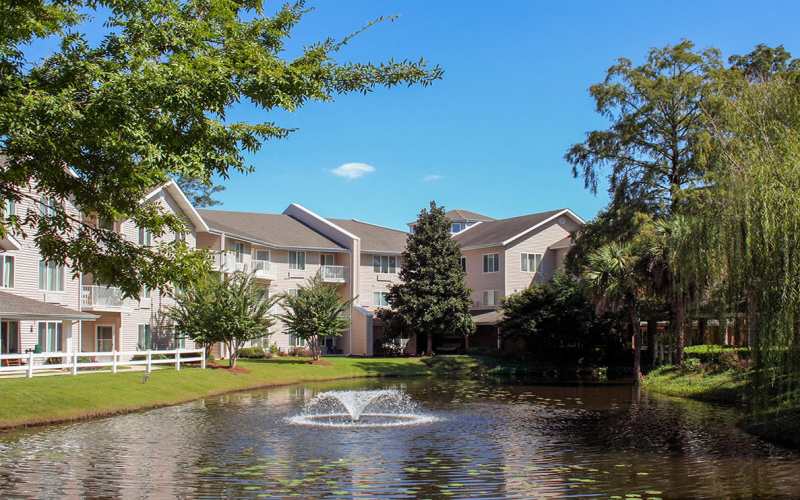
[644,364,800,449]
[0,357,430,430]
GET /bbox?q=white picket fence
[0,349,206,378]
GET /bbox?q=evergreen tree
[388,201,474,355]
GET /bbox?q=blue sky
[32,1,800,229]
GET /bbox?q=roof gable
[453,208,583,249]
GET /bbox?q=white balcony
[252,259,275,279]
[321,265,346,283]
[82,285,125,310]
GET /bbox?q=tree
[499,273,614,368]
[565,40,721,364]
[278,273,354,360]
[169,271,277,367]
[388,201,474,355]
[175,174,225,208]
[0,1,442,297]
[583,242,645,381]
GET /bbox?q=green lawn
[0,357,430,429]
[643,365,748,404]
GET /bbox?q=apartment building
[0,181,206,358]
[452,208,583,351]
[1,176,582,359]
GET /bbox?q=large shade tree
[388,201,474,355]
[0,0,442,297]
[565,40,721,364]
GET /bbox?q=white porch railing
[81,285,125,308]
[252,259,274,278]
[321,265,346,283]
[0,349,205,378]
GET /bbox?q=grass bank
[644,364,800,448]
[0,357,430,430]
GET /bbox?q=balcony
[213,252,246,273]
[82,285,125,310]
[252,259,275,279]
[321,265,346,283]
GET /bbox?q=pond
[0,378,798,498]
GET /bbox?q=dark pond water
[0,378,799,499]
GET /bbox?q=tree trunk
[464,334,470,352]
[673,297,686,365]
[647,320,658,370]
[630,307,642,383]
[426,333,433,356]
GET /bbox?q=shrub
[681,357,703,373]
[685,344,750,364]
[268,344,281,355]
[238,346,267,359]
[288,346,312,357]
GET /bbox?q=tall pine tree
[388,202,474,355]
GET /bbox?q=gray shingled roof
[328,219,407,253]
[453,209,567,248]
[549,235,573,250]
[445,209,494,222]
[0,291,98,320]
[198,209,345,251]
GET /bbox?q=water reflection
[0,378,798,498]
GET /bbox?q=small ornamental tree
[279,273,354,360]
[388,201,474,355]
[169,271,277,367]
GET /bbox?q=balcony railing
[252,259,274,278]
[321,265,346,283]
[82,285,125,308]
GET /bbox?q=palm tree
[584,242,645,382]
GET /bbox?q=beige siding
[461,246,505,307]
[357,253,401,308]
[504,217,579,296]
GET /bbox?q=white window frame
[320,253,335,266]
[482,253,499,273]
[288,251,306,270]
[451,222,465,233]
[520,252,543,273]
[232,241,246,263]
[38,260,64,291]
[3,198,15,218]
[96,324,115,352]
[255,249,270,262]
[483,290,497,307]
[37,321,63,352]
[38,195,58,217]
[138,227,152,246]
[0,255,13,288]
[373,291,390,307]
[137,324,152,351]
[373,255,397,274]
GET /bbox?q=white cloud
[331,162,375,180]
[423,174,443,182]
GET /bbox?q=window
[174,231,186,242]
[38,195,58,217]
[460,256,467,272]
[38,260,64,291]
[96,325,114,352]
[37,322,63,352]
[137,324,152,350]
[232,241,245,263]
[373,291,390,307]
[287,288,298,297]
[138,227,152,246]
[373,255,397,274]
[321,254,335,266]
[1,321,20,354]
[141,285,151,300]
[483,253,499,273]
[288,251,305,270]
[175,332,186,349]
[289,335,306,347]
[451,222,465,233]
[3,199,14,219]
[521,253,543,273]
[482,290,497,307]
[0,255,13,288]
[255,249,270,262]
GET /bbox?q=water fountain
[288,389,438,427]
